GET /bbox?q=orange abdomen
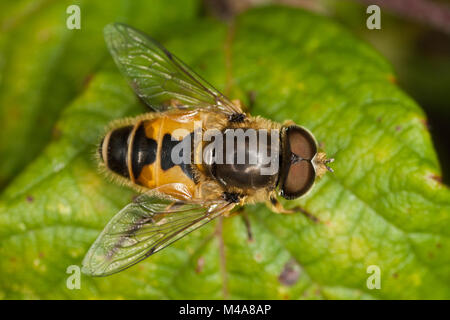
[135,112,201,191]
[100,110,209,198]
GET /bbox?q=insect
[82,23,334,276]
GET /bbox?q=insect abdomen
[100,111,203,195]
[100,121,157,181]
[101,125,133,178]
[130,122,158,179]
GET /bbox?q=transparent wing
[82,191,234,276]
[104,23,242,115]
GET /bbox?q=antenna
[324,158,334,173]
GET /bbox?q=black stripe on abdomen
[160,133,195,181]
[107,126,133,178]
[131,122,157,179]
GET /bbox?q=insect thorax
[203,126,280,193]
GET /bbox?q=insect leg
[241,210,253,242]
[224,206,253,242]
[267,196,320,223]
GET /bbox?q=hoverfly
[82,23,333,276]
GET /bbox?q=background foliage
[0,0,449,299]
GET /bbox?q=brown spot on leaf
[278,259,301,286]
[395,125,402,132]
[26,195,34,203]
[83,73,94,88]
[205,0,236,19]
[39,252,45,258]
[387,74,396,84]
[195,257,205,274]
[436,243,442,249]
[376,116,382,123]
[430,174,443,184]
[52,126,62,140]
[420,118,430,130]
[392,273,399,279]
[38,29,51,42]
[311,103,321,110]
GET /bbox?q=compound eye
[281,160,315,200]
[288,126,317,160]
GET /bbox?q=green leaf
[0,5,449,299]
